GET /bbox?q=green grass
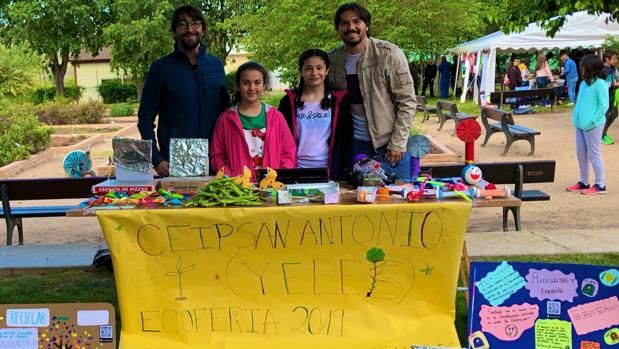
[2,253,617,347]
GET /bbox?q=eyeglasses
[177,19,202,30]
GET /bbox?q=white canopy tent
[451,11,619,101]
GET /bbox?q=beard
[342,30,363,47]
[177,33,201,51]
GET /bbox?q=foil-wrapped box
[112,137,152,173]
[169,138,209,177]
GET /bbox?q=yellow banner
[98,202,470,349]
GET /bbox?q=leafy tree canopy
[0,0,110,96]
[237,0,486,85]
[487,0,619,37]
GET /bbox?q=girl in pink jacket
[211,62,296,181]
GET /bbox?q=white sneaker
[567,102,574,106]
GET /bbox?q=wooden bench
[416,95,438,122]
[490,88,557,111]
[436,100,477,135]
[0,177,106,245]
[422,160,555,231]
[480,107,541,156]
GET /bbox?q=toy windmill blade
[407,135,431,158]
[456,119,482,143]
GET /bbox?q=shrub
[31,83,85,104]
[0,102,52,167]
[108,102,136,117]
[225,71,236,96]
[97,80,137,104]
[33,100,106,125]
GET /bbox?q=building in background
[68,47,120,102]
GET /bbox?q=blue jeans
[536,76,550,88]
[567,77,578,103]
[351,139,411,181]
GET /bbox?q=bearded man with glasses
[138,5,231,177]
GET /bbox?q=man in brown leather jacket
[328,2,417,180]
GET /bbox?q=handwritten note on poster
[0,328,37,349]
[5,309,49,327]
[525,269,578,302]
[535,319,572,349]
[479,303,538,341]
[567,296,619,335]
[476,261,526,306]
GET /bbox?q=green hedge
[97,80,137,104]
[33,100,107,125]
[0,103,52,167]
[108,102,136,117]
[31,83,85,104]
[225,71,236,96]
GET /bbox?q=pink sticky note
[479,303,539,341]
[568,296,619,335]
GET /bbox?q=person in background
[560,50,578,105]
[602,50,619,145]
[409,59,421,94]
[507,57,522,91]
[328,2,416,181]
[437,56,452,98]
[535,53,554,88]
[422,58,437,97]
[566,55,609,195]
[450,54,458,93]
[210,62,296,181]
[518,57,530,86]
[278,49,352,179]
[138,5,230,177]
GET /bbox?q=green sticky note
[535,319,572,349]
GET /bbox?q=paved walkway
[466,228,619,256]
[1,228,617,272]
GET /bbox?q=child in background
[210,61,296,181]
[278,49,353,179]
[601,50,618,145]
[534,53,554,88]
[567,55,609,195]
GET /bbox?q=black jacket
[277,89,353,180]
[424,63,438,81]
[138,43,231,166]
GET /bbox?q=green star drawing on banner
[421,266,434,277]
[116,224,124,231]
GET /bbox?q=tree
[0,45,46,98]
[0,0,110,96]
[104,0,174,98]
[105,0,255,98]
[486,0,619,37]
[238,0,486,85]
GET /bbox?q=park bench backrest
[482,107,515,128]
[437,101,457,117]
[416,95,427,109]
[490,88,556,104]
[0,177,106,201]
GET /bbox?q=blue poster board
[468,261,619,349]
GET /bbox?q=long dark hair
[233,61,269,104]
[295,49,332,110]
[580,54,606,85]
